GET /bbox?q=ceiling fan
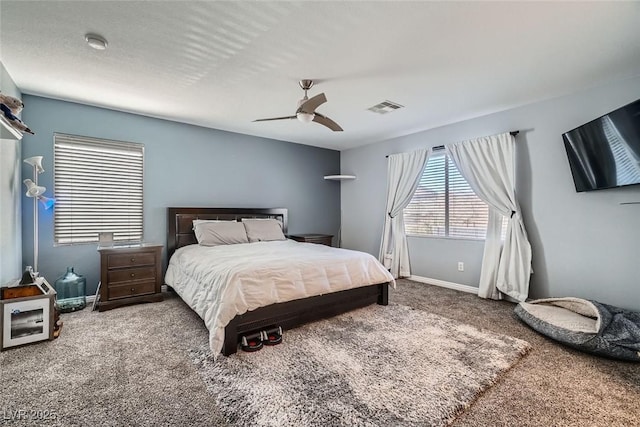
[254,80,343,132]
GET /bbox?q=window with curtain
[53,133,144,245]
[404,152,499,239]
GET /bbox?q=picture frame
[99,232,114,247]
[1,290,55,350]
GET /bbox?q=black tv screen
[562,99,640,192]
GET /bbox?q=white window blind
[404,152,490,239]
[54,133,144,245]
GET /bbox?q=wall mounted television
[562,99,640,192]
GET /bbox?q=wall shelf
[0,115,23,140]
[324,175,356,181]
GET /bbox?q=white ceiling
[1,1,639,151]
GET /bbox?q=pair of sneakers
[240,326,283,352]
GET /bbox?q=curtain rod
[385,131,519,157]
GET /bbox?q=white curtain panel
[446,132,532,301]
[379,148,430,278]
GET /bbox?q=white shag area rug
[190,303,530,427]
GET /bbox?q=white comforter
[164,240,394,355]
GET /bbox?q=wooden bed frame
[167,207,389,356]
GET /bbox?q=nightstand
[97,244,163,312]
[287,234,334,247]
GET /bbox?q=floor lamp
[23,156,55,275]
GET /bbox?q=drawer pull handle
[130,273,135,277]
[131,288,135,292]
[130,258,135,262]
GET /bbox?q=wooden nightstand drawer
[107,252,156,268]
[107,266,156,285]
[108,281,155,300]
[98,244,163,311]
[288,234,333,247]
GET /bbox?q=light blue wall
[21,95,341,295]
[341,76,640,311]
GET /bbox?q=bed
[165,207,394,356]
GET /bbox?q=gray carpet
[0,279,638,426]
[190,303,530,426]
[0,294,226,426]
[392,280,640,427]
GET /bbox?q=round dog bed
[514,297,640,362]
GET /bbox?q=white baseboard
[408,275,478,295]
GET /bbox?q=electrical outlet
[457,262,464,272]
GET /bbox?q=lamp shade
[38,195,56,210]
[24,156,45,173]
[23,179,46,197]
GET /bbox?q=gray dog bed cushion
[514,297,640,362]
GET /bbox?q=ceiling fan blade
[298,93,327,114]
[313,113,343,132]
[253,116,296,122]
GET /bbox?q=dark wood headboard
[167,207,288,258]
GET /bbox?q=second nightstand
[288,234,334,247]
[97,244,163,312]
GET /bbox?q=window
[404,152,491,239]
[54,134,144,245]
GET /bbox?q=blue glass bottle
[54,267,87,312]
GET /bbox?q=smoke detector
[85,34,108,50]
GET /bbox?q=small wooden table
[97,244,163,311]
[287,234,334,247]
[0,279,56,350]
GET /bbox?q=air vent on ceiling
[367,100,404,114]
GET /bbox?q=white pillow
[192,219,235,227]
[193,221,249,246]
[242,218,286,243]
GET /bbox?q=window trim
[405,233,489,242]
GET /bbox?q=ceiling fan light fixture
[296,111,315,123]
